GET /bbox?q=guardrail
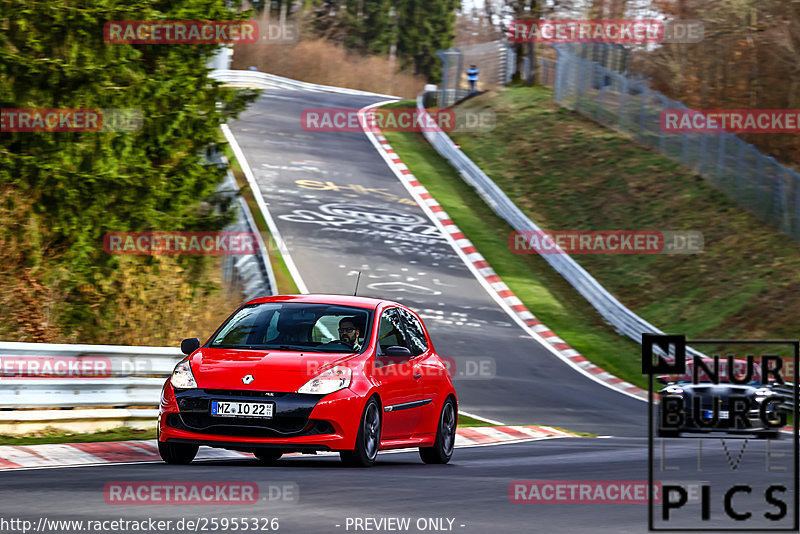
[415,92,706,363]
[0,342,178,409]
[0,378,165,409]
[0,341,178,432]
[209,69,400,99]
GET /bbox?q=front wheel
[341,397,381,467]
[158,441,198,464]
[419,398,456,464]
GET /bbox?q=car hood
[680,384,758,396]
[188,348,355,392]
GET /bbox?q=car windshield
[208,302,373,353]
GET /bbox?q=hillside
[452,87,800,342]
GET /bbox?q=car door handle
[413,371,422,380]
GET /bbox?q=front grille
[166,414,333,438]
[170,390,327,438]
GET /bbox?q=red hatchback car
[158,294,458,467]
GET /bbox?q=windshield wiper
[211,344,330,352]
[261,345,328,353]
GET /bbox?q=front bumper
[159,383,363,451]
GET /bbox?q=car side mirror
[384,346,412,357]
[181,338,201,355]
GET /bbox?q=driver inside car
[337,316,363,351]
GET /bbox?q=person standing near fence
[467,64,479,93]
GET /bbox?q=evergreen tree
[301,0,459,82]
[0,0,258,332]
[395,0,459,80]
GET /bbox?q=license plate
[704,410,729,419]
[211,400,274,418]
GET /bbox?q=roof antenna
[353,271,362,296]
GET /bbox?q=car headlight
[663,385,684,395]
[297,365,352,395]
[170,360,197,389]
[755,388,776,403]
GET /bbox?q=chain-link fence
[537,58,557,86]
[552,43,800,241]
[436,41,513,107]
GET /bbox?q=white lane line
[459,410,506,426]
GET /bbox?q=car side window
[397,308,427,356]
[377,308,409,355]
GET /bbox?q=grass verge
[457,414,498,427]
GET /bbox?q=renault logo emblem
[242,374,254,385]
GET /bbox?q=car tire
[158,441,198,464]
[254,450,283,464]
[340,397,381,467]
[761,430,781,440]
[419,398,457,465]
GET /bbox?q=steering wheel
[323,339,354,349]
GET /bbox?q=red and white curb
[359,103,647,403]
[0,426,578,470]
